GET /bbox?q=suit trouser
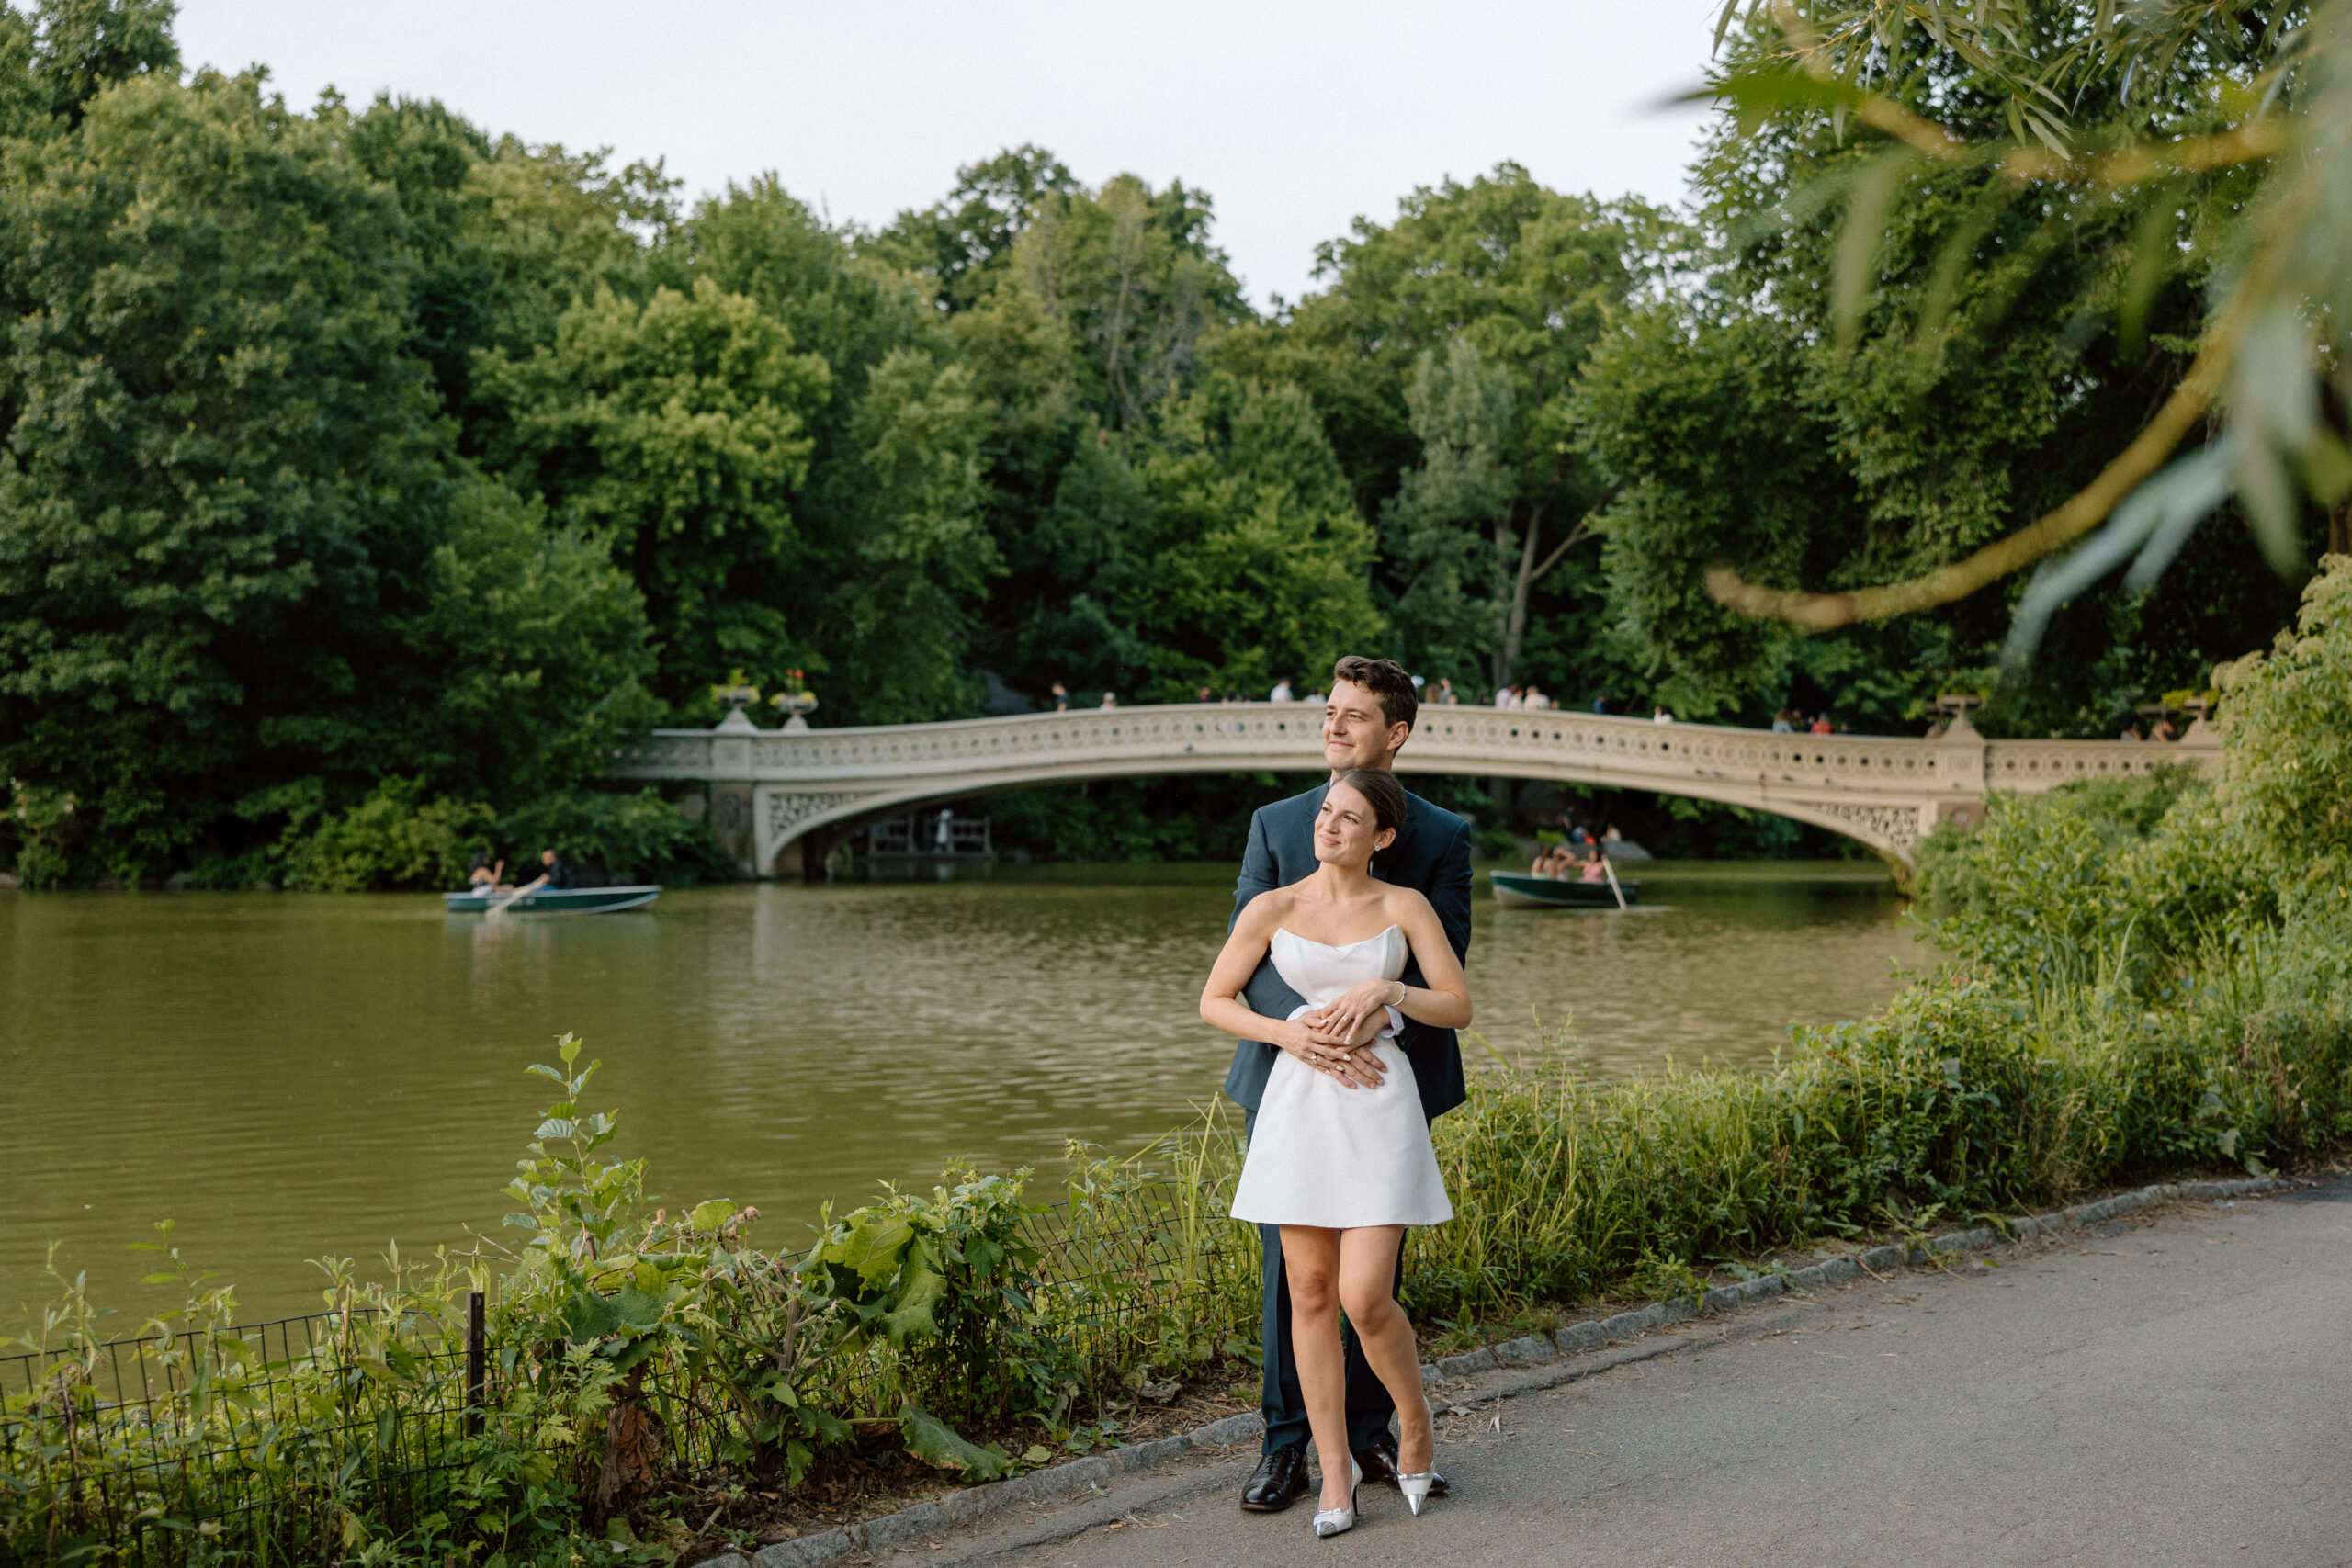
[1246,1107,1409,1455]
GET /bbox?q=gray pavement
[936,1176,2352,1567]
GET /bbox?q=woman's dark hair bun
[1330,768,1408,835]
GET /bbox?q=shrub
[495,788,729,885]
[285,777,492,891]
[1912,767,2214,998]
[2216,553,2352,877]
[3,781,79,886]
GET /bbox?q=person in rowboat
[512,848,576,897]
[466,852,509,893]
[1579,843,1610,884]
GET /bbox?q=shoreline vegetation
[11,560,2352,1567]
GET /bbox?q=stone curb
[694,1174,2282,1568]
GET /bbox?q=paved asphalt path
[943,1177,2351,1567]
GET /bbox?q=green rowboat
[1488,871,1641,908]
[442,885,661,915]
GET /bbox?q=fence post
[465,1291,486,1438]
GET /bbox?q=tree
[0,69,450,874]
[822,350,999,721]
[472,278,832,704]
[345,94,498,414]
[463,138,669,366]
[1238,166,1669,694]
[670,176,1005,723]
[1690,1,2337,646]
[1012,375,1382,700]
[27,0,176,126]
[391,479,659,805]
[902,160,1284,707]
[1577,5,2312,731]
[867,144,1079,314]
[994,173,1250,433]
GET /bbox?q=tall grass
[1082,893,2352,1347]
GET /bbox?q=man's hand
[1272,1017,1387,1089]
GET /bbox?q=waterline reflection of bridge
[609,705,2214,878]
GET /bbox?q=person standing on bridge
[1210,656,1473,1526]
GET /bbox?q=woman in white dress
[1200,768,1471,1537]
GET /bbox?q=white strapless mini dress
[1228,925,1453,1228]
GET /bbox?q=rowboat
[442,885,662,915]
[1488,871,1641,908]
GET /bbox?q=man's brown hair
[1331,655,1418,732]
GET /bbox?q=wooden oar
[485,880,538,918]
[1600,852,1629,910]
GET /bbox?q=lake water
[0,863,1926,1320]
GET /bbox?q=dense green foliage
[0,0,2327,886]
[1574,7,2310,732]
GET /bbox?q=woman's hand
[1312,978,1404,1049]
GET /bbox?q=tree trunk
[2331,495,2352,559]
[1499,500,1547,688]
[593,1365,663,1523]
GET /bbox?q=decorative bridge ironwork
[609,705,2215,877]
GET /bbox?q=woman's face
[1314,781,1395,865]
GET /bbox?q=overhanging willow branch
[1705,288,2249,629]
[1703,5,2299,632]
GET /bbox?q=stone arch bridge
[610,705,2213,879]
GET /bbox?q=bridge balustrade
[611,702,2211,878]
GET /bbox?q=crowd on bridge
[1047,673,1690,723]
[1026,674,2211,745]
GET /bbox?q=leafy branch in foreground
[1695,1,2350,645]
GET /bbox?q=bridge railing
[616,701,2208,793]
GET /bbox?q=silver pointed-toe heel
[1311,1458,1363,1538]
[1398,1470,1436,1517]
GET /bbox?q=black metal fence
[1,1303,481,1565]
[0,1186,1253,1567]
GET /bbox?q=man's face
[1323,679,1408,773]
[541,850,556,865]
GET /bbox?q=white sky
[174,1,1724,309]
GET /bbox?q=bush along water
[11,561,2352,1562]
[0,1039,1163,1566]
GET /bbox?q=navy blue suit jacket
[1220,783,1474,1124]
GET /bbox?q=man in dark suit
[1223,655,1473,1513]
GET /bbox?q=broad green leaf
[559,1290,625,1344]
[899,1402,1015,1479]
[689,1199,735,1234]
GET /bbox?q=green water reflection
[0,862,1925,1318]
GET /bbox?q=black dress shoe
[1239,1442,1313,1512]
[1354,1435,1449,1496]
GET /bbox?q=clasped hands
[1276,978,1406,1089]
